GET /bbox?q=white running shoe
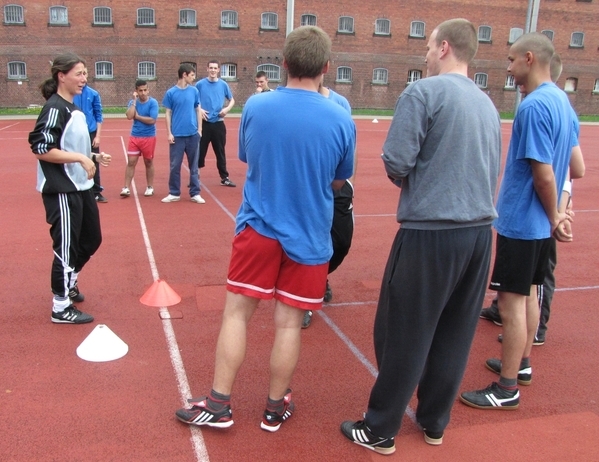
[190,195,206,204]
[144,186,154,196]
[120,187,130,197]
[161,194,181,203]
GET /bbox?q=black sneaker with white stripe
[459,382,519,410]
[51,305,94,324]
[175,396,233,428]
[485,358,532,386]
[260,389,294,432]
[340,420,396,455]
[68,285,85,303]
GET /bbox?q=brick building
[2,0,598,114]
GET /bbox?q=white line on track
[0,122,20,131]
[120,137,210,462]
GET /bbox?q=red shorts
[127,136,156,160]
[227,226,329,310]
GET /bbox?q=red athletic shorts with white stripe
[127,136,156,160]
[226,225,328,310]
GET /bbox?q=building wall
[1,0,598,114]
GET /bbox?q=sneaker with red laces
[175,396,233,428]
[260,389,294,432]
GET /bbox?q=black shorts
[489,234,552,296]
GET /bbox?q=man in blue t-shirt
[461,33,575,411]
[120,80,159,198]
[196,61,236,187]
[161,64,204,204]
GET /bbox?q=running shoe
[120,187,130,197]
[175,396,233,428]
[68,285,85,303]
[340,420,396,455]
[260,389,294,432]
[51,305,93,324]
[460,382,519,410]
[485,358,532,386]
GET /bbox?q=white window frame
[138,61,156,79]
[338,16,354,33]
[137,8,155,26]
[221,10,238,28]
[375,18,390,36]
[179,9,196,27]
[49,6,68,25]
[4,4,24,24]
[474,73,488,89]
[220,63,237,80]
[410,21,425,38]
[505,75,515,89]
[509,27,523,44]
[261,12,278,30]
[570,32,584,48]
[7,61,26,79]
[541,30,554,41]
[564,77,578,92]
[407,69,422,84]
[300,14,316,26]
[336,66,352,83]
[257,64,281,82]
[93,7,112,25]
[95,61,113,79]
[478,25,492,42]
[372,68,388,84]
[594,79,599,93]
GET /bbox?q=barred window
[505,75,515,89]
[4,4,24,24]
[474,73,488,88]
[336,66,352,83]
[301,14,316,26]
[137,8,155,26]
[138,61,156,79]
[570,32,584,47]
[564,77,578,92]
[93,7,111,25]
[50,6,68,25]
[7,61,26,79]
[221,10,238,28]
[179,9,196,27]
[541,30,554,41]
[375,19,390,36]
[257,64,281,81]
[220,63,237,80]
[407,70,422,84]
[509,27,523,44]
[478,26,492,42]
[410,21,425,38]
[372,68,388,84]
[95,61,113,79]
[261,12,277,29]
[338,16,354,33]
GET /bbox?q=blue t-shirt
[326,89,351,115]
[128,97,159,137]
[195,78,233,123]
[495,83,575,240]
[162,85,200,137]
[236,87,356,265]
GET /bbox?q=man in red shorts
[120,79,159,198]
[175,26,355,432]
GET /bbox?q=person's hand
[554,219,573,242]
[96,152,111,167]
[92,136,100,148]
[133,91,138,100]
[80,155,96,179]
[167,134,175,144]
[200,109,208,121]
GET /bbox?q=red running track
[1,117,598,461]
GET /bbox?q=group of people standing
[29,18,583,457]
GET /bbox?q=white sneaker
[144,186,154,196]
[190,195,206,204]
[120,187,130,197]
[161,194,181,203]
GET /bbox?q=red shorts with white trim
[127,136,156,160]
[226,225,328,310]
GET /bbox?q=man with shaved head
[461,33,575,410]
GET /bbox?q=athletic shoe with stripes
[175,396,233,428]
[260,389,294,432]
[485,358,532,386]
[68,285,84,303]
[340,420,396,455]
[459,382,519,410]
[51,305,93,324]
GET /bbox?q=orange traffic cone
[140,279,181,307]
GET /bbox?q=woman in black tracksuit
[28,53,110,324]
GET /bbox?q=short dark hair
[207,60,219,67]
[283,26,331,79]
[135,79,147,88]
[434,19,478,64]
[178,63,195,78]
[256,71,268,79]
